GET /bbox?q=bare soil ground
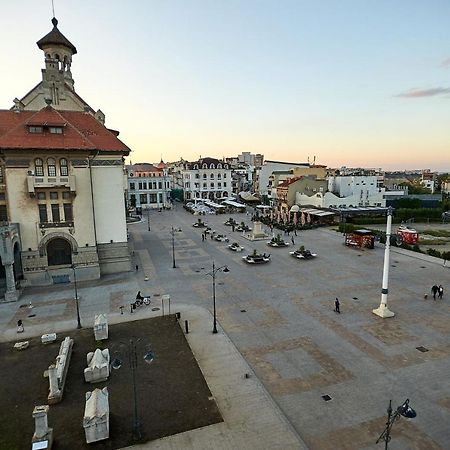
[0,316,222,450]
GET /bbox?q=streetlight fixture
[111,339,154,441]
[171,226,176,268]
[205,262,230,334]
[71,264,82,329]
[147,207,151,231]
[376,398,417,449]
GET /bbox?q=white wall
[91,164,127,244]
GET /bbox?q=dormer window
[29,126,43,134]
[49,127,63,134]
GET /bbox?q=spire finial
[51,17,58,27]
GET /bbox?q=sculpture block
[94,314,108,341]
[83,387,109,443]
[84,348,110,383]
[31,405,53,449]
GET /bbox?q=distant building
[173,157,232,202]
[126,162,171,211]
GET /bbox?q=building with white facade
[0,18,131,300]
[176,157,232,202]
[126,162,171,211]
[295,175,386,208]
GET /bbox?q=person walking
[291,236,295,245]
[334,298,340,314]
[438,285,444,299]
[202,234,205,242]
[294,229,297,236]
[431,284,438,300]
[135,264,139,272]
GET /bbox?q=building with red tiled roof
[0,18,132,299]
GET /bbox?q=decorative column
[32,405,53,448]
[4,263,19,302]
[373,207,395,318]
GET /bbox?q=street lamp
[205,262,229,334]
[147,207,151,231]
[171,226,176,268]
[71,264,82,329]
[111,339,154,441]
[376,398,417,449]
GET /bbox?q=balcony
[27,174,76,195]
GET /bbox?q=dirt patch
[0,316,222,449]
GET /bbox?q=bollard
[176,312,181,320]
[184,320,189,334]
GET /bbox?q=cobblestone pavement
[3,206,450,449]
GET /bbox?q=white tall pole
[373,207,395,318]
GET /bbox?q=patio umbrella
[307,213,311,223]
[293,212,298,225]
[277,209,281,223]
[301,211,306,226]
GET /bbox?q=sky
[1,0,449,171]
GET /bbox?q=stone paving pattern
[2,206,450,449]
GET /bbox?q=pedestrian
[291,236,295,245]
[431,284,438,300]
[135,264,139,272]
[202,234,205,241]
[438,285,444,299]
[334,298,340,314]
[294,229,297,236]
[17,319,24,333]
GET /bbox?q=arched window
[47,158,56,176]
[217,163,222,169]
[224,164,228,169]
[35,158,44,176]
[47,238,72,266]
[203,174,207,179]
[210,173,214,179]
[202,164,207,169]
[217,173,221,179]
[194,164,199,170]
[59,158,68,176]
[210,163,215,169]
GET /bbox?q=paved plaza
[1,206,450,449]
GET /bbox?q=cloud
[441,58,450,67]
[396,87,450,98]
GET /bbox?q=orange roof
[0,106,130,154]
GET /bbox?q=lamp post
[71,264,82,329]
[111,339,154,441]
[171,226,176,268]
[147,207,151,231]
[376,398,416,449]
[205,262,229,334]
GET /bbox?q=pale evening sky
[1,0,449,170]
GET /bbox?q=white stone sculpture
[31,405,53,449]
[84,348,110,383]
[94,314,108,341]
[13,341,29,350]
[41,333,57,344]
[47,336,73,404]
[83,387,109,443]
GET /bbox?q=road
[129,207,450,450]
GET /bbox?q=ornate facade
[0,18,131,300]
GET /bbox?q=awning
[222,200,247,208]
[300,208,335,217]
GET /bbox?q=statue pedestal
[372,305,395,318]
